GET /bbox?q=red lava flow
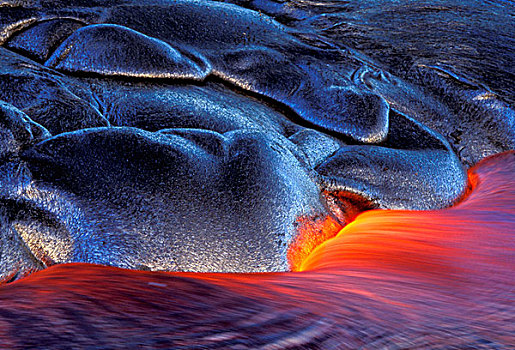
[0,151,513,348]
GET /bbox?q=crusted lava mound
[0,0,513,277]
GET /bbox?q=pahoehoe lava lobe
[0,0,512,276]
[3,0,390,143]
[45,24,212,80]
[317,110,466,210]
[14,127,328,274]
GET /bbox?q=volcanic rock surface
[0,0,513,277]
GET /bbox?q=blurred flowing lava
[0,152,513,348]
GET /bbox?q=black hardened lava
[0,0,513,279]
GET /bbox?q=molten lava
[287,215,342,272]
[0,152,513,348]
[301,152,514,274]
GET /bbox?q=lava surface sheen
[3,0,499,275]
[0,152,513,348]
[0,0,514,347]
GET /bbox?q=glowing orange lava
[0,151,513,348]
[301,152,514,275]
[287,215,342,271]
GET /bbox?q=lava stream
[0,152,513,348]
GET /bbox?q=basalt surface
[0,151,513,348]
[0,0,513,277]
